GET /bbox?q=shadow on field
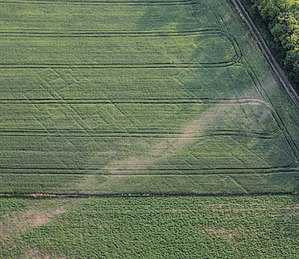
[136,2,209,31]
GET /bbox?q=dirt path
[231,0,299,108]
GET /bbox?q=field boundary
[230,0,299,108]
[0,191,295,199]
[0,165,297,175]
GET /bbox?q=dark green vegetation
[0,0,298,195]
[0,195,298,258]
[244,0,299,89]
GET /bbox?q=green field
[0,0,298,257]
[0,0,298,195]
[0,195,298,258]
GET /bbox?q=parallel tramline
[0,0,298,195]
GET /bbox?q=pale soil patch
[76,174,98,191]
[76,150,118,191]
[30,206,69,227]
[24,248,67,259]
[0,200,76,241]
[103,99,267,175]
[102,116,207,173]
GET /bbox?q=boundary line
[0,191,295,199]
[230,0,299,108]
[0,165,297,175]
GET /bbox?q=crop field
[0,195,298,257]
[0,0,298,195]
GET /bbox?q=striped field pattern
[0,0,298,195]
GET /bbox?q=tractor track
[0,0,197,5]
[230,0,299,108]
[0,191,295,199]
[0,164,297,175]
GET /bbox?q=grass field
[0,195,298,258]
[0,0,298,195]
[0,0,298,257]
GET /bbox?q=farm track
[0,29,229,37]
[0,191,294,198]
[231,0,299,108]
[0,0,198,5]
[0,29,241,68]
[0,63,239,69]
[228,0,299,164]
[243,63,299,160]
[0,164,297,175]
[213,1,298,163]
[0,98,267,104]
[248,60,299,159]
[0,98,280,137]
[0,131,278,139]
[0,93,295,178]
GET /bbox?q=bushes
[252,0,299,89]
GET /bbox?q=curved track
[230,0,299,108]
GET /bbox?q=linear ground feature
[0,0,298,195]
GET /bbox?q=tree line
[251,0,298,90]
